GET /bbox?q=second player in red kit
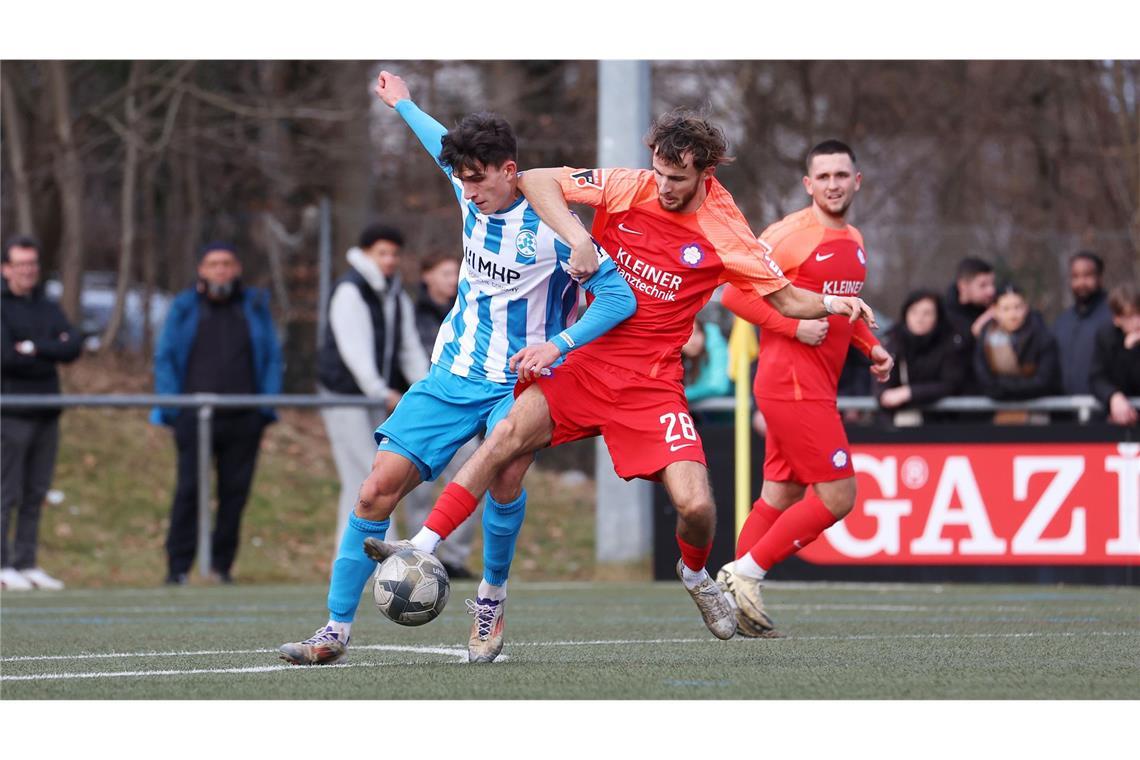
[718,140,894,637]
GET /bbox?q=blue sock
[327,513,390,622]
[482,489,527,586]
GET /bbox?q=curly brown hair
[644,108,733,171]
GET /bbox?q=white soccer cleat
[676,560,736,640]
[278,625,350,666]
[717,561,779,638]
[1,567,34,591]
[466,596,506,663]
[20,567,64,590]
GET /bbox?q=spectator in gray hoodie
[316,224,428,542]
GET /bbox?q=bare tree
[45,61,85,322]
[2,64,36,236]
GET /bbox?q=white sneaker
[1,567,35,591]
[20,567,65,590]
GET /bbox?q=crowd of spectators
[693,250,1139,429]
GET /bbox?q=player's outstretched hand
[510,341,562,383]
[375,70,411,108]
[795,318,829,346]
[869,344,894,383]
[831,296,878,329]
[567,238,600,282]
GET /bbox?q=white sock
[325,620,351,639]
[411,527,441,553]
[735,553,767,580]
[680,564,710,589]
[477,579,507,601]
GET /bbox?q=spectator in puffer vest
[316,224,428,542]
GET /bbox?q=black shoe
[164,572,188,586]
[441,561,474,580]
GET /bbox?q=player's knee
[827,497,855,520]
[673,493,716,525]
[817,479,856,520]
[355,472,400,521]
[488,418,528,459]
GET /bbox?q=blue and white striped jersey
[396,100,584,384]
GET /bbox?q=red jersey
[721,206,879,401]
[559,167,788,382]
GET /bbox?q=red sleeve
[851,319,881,358]
[721,285,800,338]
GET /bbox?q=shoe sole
[277,645,347,666]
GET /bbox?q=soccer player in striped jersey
[376,109,878,661]
[278,71,636,666]
[716,140,894,637]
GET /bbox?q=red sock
[735,497,784,559]
[749,492,838,571]
[424,483,478,539]
[676,534,712,573]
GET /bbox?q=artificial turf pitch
[2,580,1137,700]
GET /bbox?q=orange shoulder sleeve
[559,167,649,213]
[700,191,788,298]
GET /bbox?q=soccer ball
[373,548,451,626]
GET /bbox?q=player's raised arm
[517,168,599,281]
[374,70,450,173]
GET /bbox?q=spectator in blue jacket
[151,243,283,585]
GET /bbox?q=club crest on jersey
[680,243,705,267]
[515,230,538,259]
[571,169,605,190]
[857,248,866,266]
[831,448,849,469]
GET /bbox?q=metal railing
[0,392,1128,577]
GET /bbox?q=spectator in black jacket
[944,257,996,394]
[876,290,964,424]
[1090,283,1140,426]
[975,283,1061,402]
[1,236,82,591]
[1052,252,1113,395]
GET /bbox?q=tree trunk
[181,97,202,290]
[101,61,143,352]
[1,64,36,236]
[140,156,160,357]
[45,61,85,323]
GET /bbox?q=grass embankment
[37,354,615,588]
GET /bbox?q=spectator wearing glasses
[1,235,82,591]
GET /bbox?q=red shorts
[756,397,853,484]
[524,354,707,480]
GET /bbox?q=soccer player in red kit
[717,140,894,637]
[375,113,878,660]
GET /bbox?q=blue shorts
[375,364,516,482]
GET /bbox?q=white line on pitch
[4,630,1136,670]
[1,645,471,681]
[0,643,465,663]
